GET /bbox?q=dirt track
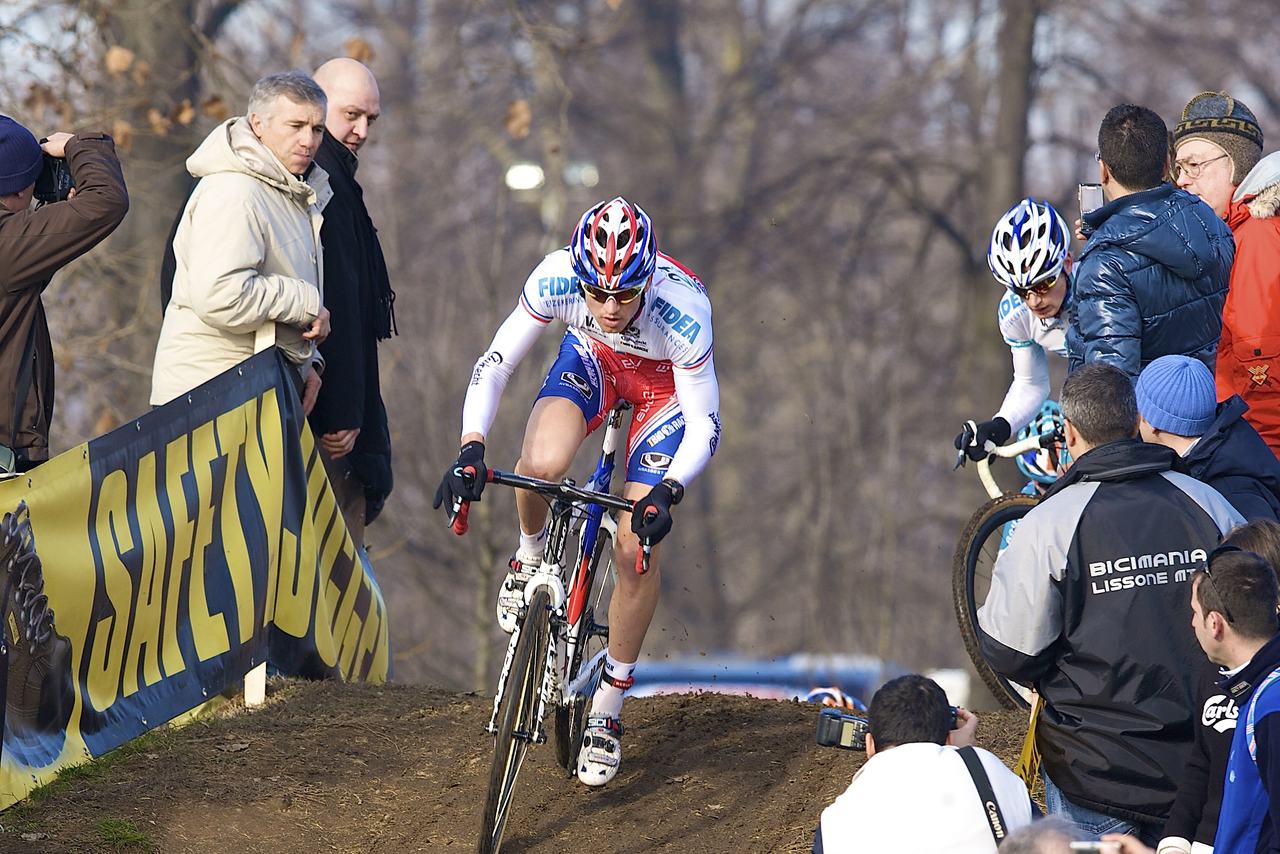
[0,680,1029,853]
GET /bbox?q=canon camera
[33,152,74,204]
[815,705,959,751]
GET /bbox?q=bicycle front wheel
[478,587,553,854]
[952,492,1039,711]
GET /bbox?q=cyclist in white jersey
[956,198,1073,459]
[434,197,720,786]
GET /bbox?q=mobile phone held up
[1079,181,1103,217]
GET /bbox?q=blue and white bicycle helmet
[804,686,864,712]
[987,198,1070,291]
[569,196,657,293]
[1016,400,1070,485]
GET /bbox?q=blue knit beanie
[0,116,42,196]
[1136,355,1217,436]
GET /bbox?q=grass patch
[97,818,154,851]
[2,728,173,832]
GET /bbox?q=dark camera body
[33,154,74,204]
[816,708,871,751]
[815,705,960,752]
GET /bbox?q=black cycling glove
[631,479,683,544]
[433,441,488,511]
[954,417,1011,462]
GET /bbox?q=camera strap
[957,746,1009,845]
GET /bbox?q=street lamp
[505,162,545,191]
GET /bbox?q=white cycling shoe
[496,553,540,634]
[576,714,624,786]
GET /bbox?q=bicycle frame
[562,404,626,681]
[482,405,635,740]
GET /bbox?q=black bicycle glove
[433,441,488,511]
[954,417,1011,462]
[631,479,683,544]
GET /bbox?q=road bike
[447,403,652,854]
[951,421,1065,710]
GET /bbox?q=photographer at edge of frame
[813,674,1036,854]
[0,116,129,472]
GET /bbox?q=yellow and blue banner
[0,349,390,809]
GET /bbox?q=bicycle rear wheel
[952,492,1039,711]
[555,529,613,773]
[478,587,553,854]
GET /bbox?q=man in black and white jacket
[977,363,1243,845]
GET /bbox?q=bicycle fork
[486,568,567,738]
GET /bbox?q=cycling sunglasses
[1011,273,1060,301]
[579,281,646,305]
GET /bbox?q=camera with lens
[816,707,871,751]
[815,705,959,751]
[33,153,74,205]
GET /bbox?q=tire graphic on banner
[2,503,73,768]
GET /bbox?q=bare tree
[7,0,1280,693]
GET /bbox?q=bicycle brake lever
[447,465,479,536]
[953,420,980,470]
[637,537,652,575]
[449,498,470,535]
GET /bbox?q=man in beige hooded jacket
[151,71,331,409]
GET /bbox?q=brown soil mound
[0,680,1031,853]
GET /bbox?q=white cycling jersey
[462,248,720,486]
[994,289,1069,433]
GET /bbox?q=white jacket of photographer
[817,743,1033,854]
[150,116,329,406]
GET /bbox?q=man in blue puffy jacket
[1068,104,1233,379]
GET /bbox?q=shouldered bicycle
[952,407,1067,710]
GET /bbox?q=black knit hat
[1174,91,1264,185]
[0,116,42,196]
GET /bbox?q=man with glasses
[977,363,1243,846]
[955,198,1073,460]
[434,196,720,787]
[1185,546,1280,854]
[1174,91,1280,460]
[1067,104,1232,380]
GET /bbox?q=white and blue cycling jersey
[462,248,720,487]
[994,290,1070,434]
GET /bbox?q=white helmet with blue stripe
[987,198,1069,291]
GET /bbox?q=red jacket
[1219,186,1280,458]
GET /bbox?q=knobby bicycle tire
[952,492,1039,711]
[478,587,553,854]
[555,530,612,773]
